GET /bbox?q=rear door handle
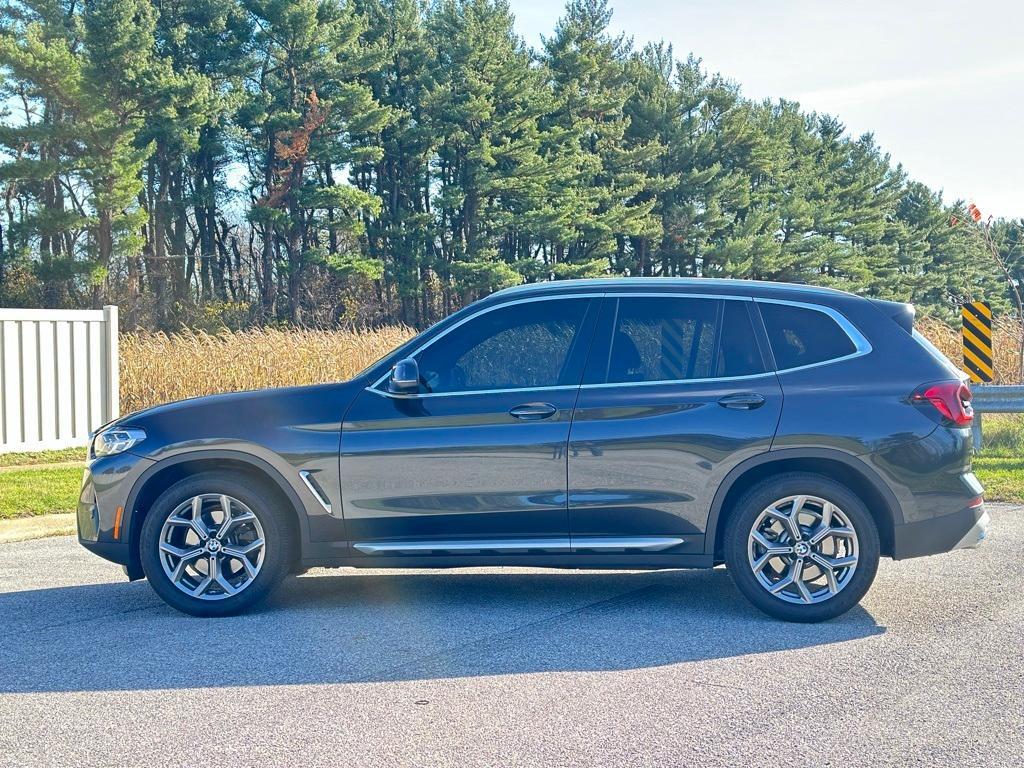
[718,393,767,410]
[510,402,558,420]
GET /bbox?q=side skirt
[298,552,715,571]
[350,535,689,555]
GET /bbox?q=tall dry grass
[119,315,1024,412]
[915,315,1023,385]
[120,326,415,413]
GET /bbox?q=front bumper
[892,502,989,560]
[77,451,154,572]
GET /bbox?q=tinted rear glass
[718,300,765,377]
[759,303,856,370]
[605,297,765,384]
[912,329,963,379]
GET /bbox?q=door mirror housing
[388,358,420,394]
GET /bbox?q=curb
[0,513,76,544]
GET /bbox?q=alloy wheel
[747,494,859,605]
[158,493,266,600]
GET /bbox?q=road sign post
[961,301,993,383]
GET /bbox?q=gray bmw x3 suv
[78,278,988,621]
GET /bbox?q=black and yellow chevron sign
[961,301,993,383]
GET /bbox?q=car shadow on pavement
[0,567,884,693]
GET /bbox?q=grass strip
[0,465,83,519]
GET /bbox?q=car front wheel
[139,472,295,617]
[724,473,880,622]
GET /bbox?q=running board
[351,536,685,555]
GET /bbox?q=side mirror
[388,358,420,394]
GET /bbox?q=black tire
[139,472,296,617]
[724,472,880,622]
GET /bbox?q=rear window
[604,297,765,384]
[759,303,856,370]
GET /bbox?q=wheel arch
[706,448,901,561]
[123,450,308,579]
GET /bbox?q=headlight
[92,426,146,458]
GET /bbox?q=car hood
[117,379,365,459]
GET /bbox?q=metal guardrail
[971,384,1024,450]
[971,384,1024,412]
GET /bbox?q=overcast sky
[509,0,1024,219]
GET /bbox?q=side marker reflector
[113,506,124,540]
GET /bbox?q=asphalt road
[1,506,1022,768]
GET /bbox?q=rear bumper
[954,509,990,550]
[892,502,989,560]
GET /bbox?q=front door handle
[510,402,558,420]
[718,393,767,410]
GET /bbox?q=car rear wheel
[724,473,880,622]
[139,472,295,617]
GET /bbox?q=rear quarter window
[759,303,857,370]
[912,329,964,379]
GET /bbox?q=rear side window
[718,300,766,377]
[604,297,765,384]
[759,303,856,370]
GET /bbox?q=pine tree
[354,0,437,324]
[79,0,175,303]
[426,0,576,306]
[1,0,1018,326]
[149,0,250,314]
[620,42,677,276]
[543,0,661,277]
[0,0,185,307]
[239,0,390,322]
[663,57,762,279]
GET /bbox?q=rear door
[567,293,782,554]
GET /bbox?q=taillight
[910,380,973,426]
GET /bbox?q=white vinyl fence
[0,306,119,453]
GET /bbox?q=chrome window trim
[369,292,601,397]
[368,383,581,400]
[369,291,753,398]
[755,297,873,374]
[368,289,872,398]
[577,370,774,391]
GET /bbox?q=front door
[340,295,599,553]
[567,294,782,554]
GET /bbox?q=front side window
[759,302,857,370]
[413,298,589,394]
[604,297,765,384]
